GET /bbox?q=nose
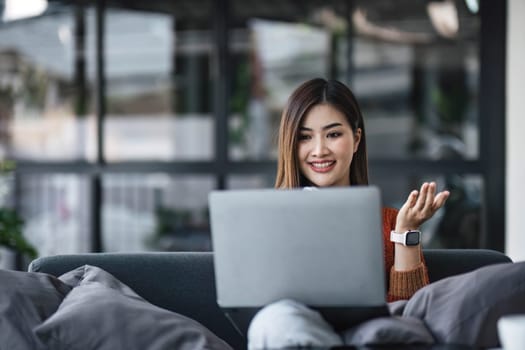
[312,137,329,157]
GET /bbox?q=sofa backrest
[423,249,512,282]
[29,249,512,349]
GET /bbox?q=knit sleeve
[382,207,430,302]
[387,262,429,301]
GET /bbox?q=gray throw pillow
[342,316,434,346]
[34,265,232,350]
[0,269,71,350]
[402,261,525,348]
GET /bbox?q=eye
[327,131,342,138]
[298,134,311,141]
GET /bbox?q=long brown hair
[275,78,368,188]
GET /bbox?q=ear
[353,128,362,154]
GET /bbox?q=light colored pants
[247,299,343,350]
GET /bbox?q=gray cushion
[34,265,233,350]
[342,316,434,346]
[28,252,245,349]
[0,269,71,350]
[402,261,525,348]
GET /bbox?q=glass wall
[357,43,479,161]
[0,6,96,161]
[0,0,504,268]
[353,2,479,161]
[104,5,215,161]
[18,174,92,256]
[102,174,213,252]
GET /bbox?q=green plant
[0,208,37,259]
[0,160,37,259]
[152,207,192,237]
[144,206,194,250]
[229,58,251,146]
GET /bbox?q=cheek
[335,138,355,156]
[297,144,308,159]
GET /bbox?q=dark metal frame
[90,0,106,252]
[12,0,507,259]
[478,0,506,251]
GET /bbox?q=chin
[308,178,335,188]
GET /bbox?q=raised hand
[395,182,450,232]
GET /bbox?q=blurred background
[0,0,510,269]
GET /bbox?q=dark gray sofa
[28,249,512,349]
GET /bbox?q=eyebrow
[299,122,343,131]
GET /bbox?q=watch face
[406,231,421,246]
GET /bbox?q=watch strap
[390,230,421,246]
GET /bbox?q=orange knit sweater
[382,207,429,301]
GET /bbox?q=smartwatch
[390,230,421,246]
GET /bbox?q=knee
[247,299,342,350]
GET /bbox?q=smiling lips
[309,161,336,173]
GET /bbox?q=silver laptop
[208,186,388,335]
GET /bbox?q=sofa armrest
[28,252,245,350]
[423,249,512,283]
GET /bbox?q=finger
[424,182,436,210]
[416,182,429,210]
[432,190,450,211]
[403,190,419,209]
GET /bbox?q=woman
[248,78,450,348]
[276,77,449,300]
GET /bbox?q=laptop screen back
[209,186,386,309]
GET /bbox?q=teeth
[311,162,334,169]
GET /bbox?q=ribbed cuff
[388,262,429,300]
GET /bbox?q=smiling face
[297,103,361,188]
